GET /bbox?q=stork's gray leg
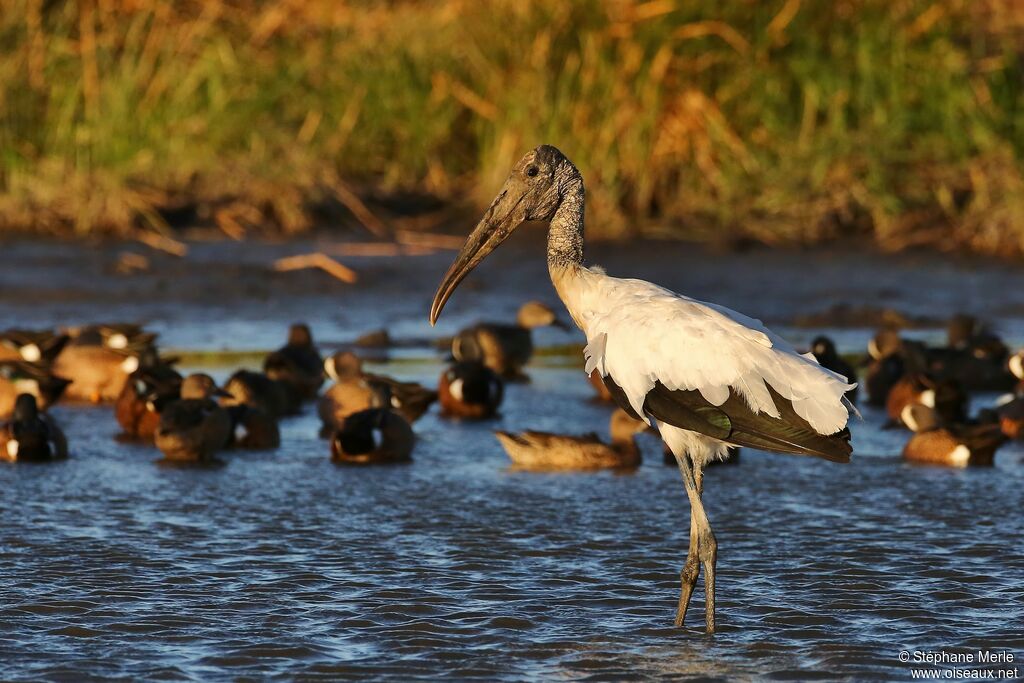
[693,462,717,634]
[670,451,717,633]
[675,491,700,627]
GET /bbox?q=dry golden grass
[2,0,1024,255]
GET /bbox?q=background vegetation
[2,0,1024,254]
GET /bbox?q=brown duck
[319,352,388,433]
[901,404,1005,467]
[54,342,146,403]
[320,352,437,431]
[264,323,323,403]
[226,404,280,450]
[155,374,232,463]
[222,369,297,419]
[452,301,567,378]
[496,409,647,470]
[886,374,966,427]
[864,329,922,407]
[114,350,182,440]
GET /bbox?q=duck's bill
[429,187,526,325]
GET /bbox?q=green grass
[2,1,1024,255]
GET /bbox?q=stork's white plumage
[429,144,855,634]
[563,268,854,462]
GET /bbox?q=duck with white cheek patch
[1,394,67,462]
[437,361,503,419]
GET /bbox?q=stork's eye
[526,166,539,177]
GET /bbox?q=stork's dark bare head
[429,145,581,325]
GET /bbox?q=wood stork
[429,145,856,633]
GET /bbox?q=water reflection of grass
[167,349,273,369]
[3,2,1024,255]
[169,345,857,371]
[167,344,589,370]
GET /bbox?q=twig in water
[273,253,358,283]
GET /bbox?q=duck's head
[947,313,979,349]
[12,393,40,422]
[324,351,363,382]
[868,328,903,360]
[811,335,838,360]
[288,324,314,347]
[430,145,581,325]
[902,403,940,434]
[180,374,230,400]
[610,409,650,439]
[516,301,568,330]
[1008,350,1024,381]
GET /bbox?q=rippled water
[2,239,1024,680]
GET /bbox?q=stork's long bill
[429,188,528,326]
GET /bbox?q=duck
[53,340,146,403]
[154,374,232,463]
[1007,349,1024,393]
[864,329,919,407]
[901,403,1005,467]
[319,352,388,434]
[263,323,323,402]
[114,349,182,440]
[0,394,68,462]
[809,336,858,402]
[946,314,1007,360]
[330,407,414,464]
[438,361,504,419]
[994,392,1024,440]
[496,409,648,470]
[867,328,904,363]
[222,369,297,418]
[225,404,280,450]
[922,315,1014,392]
[0,329,70,364]
[322,351,437,425]
[0,361,71,419]
[886,374,967,427]
[451,300,567,378]
[588,369,615,402]
[367,372,437,423]
[65,323,158,350]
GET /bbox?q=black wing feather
[604,375,851,463]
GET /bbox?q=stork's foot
[674,548,700,627]
[673,525,718,633]
[699,526,718,634]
